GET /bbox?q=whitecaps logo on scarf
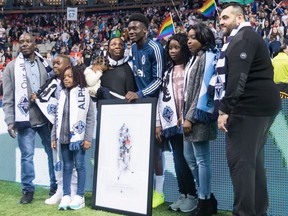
[73,120,86,134]
[47,104,57,115]
[162,105,174,123]
[17,95,29,116]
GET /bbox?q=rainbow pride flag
[157,14,175,40]
[198,0,216,17]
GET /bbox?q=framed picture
[92,98,157,216]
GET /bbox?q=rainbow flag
[157,14,175,40]
[198,0,216,17]
[281,0,288,6]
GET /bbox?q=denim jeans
[169,134,197,196]
[61,144,86,196]
[17,124,56,192]
[183,140,211,199]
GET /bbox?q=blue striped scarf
[193,50,219,123]
[209,22,251,111]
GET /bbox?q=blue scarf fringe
[193,108,218,123]
[55,161,62,171]
[162,125,183,138]
[69,141,83,151]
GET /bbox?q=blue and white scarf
[184,50,219,123]
[209,22,251,109]
[157,66,183,138]
[56,86,90,151]
[35,78,59,123]
[14,51,53,129]
[193,51,219,122]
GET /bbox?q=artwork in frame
[92,98,157,216]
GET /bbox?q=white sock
[155,175,164,194]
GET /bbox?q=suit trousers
[226,114,276,216]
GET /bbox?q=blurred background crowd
[0,0,288,104]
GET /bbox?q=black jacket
[219,26,281,116]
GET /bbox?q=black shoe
[210,193,218,214]
[190,198,213,216]
[20,191,34,204]
[49,187,57,196]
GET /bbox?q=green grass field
[0,180,232,216]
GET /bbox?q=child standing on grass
[156,33,198,212]
[51,66,95,210]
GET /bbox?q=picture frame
[92,98,157,216]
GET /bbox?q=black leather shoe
[20,191,34,204]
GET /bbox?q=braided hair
[60,65,87,89]
[165,33,191,68]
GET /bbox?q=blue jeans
[183,140,211,199]
[169,134,196,196]
[61,144,86,196]
[17,124,56,192]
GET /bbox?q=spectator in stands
[12,38,19,58]
[61,28,70,46]
[121,27,129,42]
[102,41,109,56]
[110,24,121,39]
[263,19,271,48]
[55,36,65,54]
[269,25,283,57]
[0,23,6,51]
[283,17,288,44]
[50,46,58,60]
[215,25,224,49]
[253,19,263,36]
[208,22,217,36]
[0,67,3,107]
[272,43,288,95]
[92,42,102,57]
[4,47,13,64]
[59,45,70,55]
[74,52,85,70]
[281,8,288,26]
[5,36,13,51]
[124,41,131,57]
[0,48,6,65]
[82,44,93,67]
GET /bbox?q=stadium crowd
[0,1,287,70]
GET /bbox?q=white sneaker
[58,195,71,210]
[179,194,198,213]
[68,195,85,210]
[169,194,186,211]
[45,190,63,205]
